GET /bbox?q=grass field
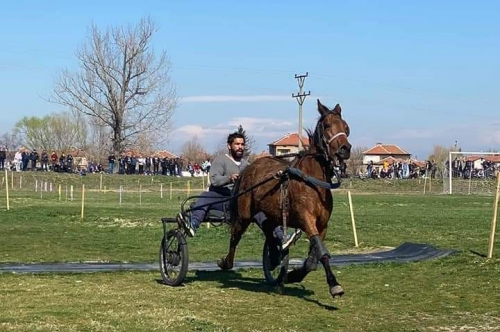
[0,172,499,331]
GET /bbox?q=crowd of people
[0,146,212,177]
[447,157,498,179]
[0,147,76,173]
[363,159,436,179]
[106,153,211,177]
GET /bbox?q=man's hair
[227,132,245,145]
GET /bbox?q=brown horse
[217,99,351,298]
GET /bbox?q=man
[0,146,6,171]
[179,132,249,237]
[40,150,49,171]
[30,149,39,171]
[108,153,116,174]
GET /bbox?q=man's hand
[230,173,239,183]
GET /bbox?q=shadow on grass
[469,249,487,258]
[155,270,339,310]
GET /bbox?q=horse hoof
[217,257,232,270]
[330,285,344,298]
[285,268,306,284]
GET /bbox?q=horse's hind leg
[286,241,318,284]
[217,218,251,270]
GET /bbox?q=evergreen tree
[237,124,253,156]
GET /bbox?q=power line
[292,72,311,150]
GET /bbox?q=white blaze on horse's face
[317,99,351,160]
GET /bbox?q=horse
[217,99,351,298]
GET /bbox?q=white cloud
[181,95,291,103]
[172,125,228,138]
[170,117,297,153]
[227,117,293,132]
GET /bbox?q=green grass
[0,172,500,331]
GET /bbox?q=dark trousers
[0,159,4,170]
[191,191,227,227]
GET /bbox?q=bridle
[313,112,348,164]
[324,131,347,145]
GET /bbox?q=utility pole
[292,72,310,150]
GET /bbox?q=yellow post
[100,173,103,192]
[487,174,500,258]
[5,169,10,211]
[347,191,359,247]
[81,184,85,219]
[187,181,191,197]
[70,185,74,201]
[160,183,163,199]
[58,184,62,201]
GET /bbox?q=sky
[0,0,499,160]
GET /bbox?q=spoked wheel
[159,229,189,286]
[262,238,289,286]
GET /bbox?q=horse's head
[313,99,351,163]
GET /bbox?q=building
[362,143,411,165]
[268,133,310,156]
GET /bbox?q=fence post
[4,169,9,211]
[487,173,500,258]
[81,185,85,219]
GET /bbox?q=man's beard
[231,149,244,160]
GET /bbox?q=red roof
[155,150,178,159]
[268,133,310,147]
[363,143,410,156]
[465,155,500,163]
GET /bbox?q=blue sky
[0,1,499,159]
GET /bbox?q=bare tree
[180,136,208,163]
[346,146,367,176]
[85,116,111,164]
[427,144,454,177]
[51,17,177,155]
[0,131,23,159]
[211,137,229,158]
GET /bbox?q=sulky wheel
[159,229,189,286]
[262,238,289,286]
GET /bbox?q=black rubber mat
[0,242,456,274]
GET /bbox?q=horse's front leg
[217,218,250,270]
[316,227,344,298]
[287,228,344,298]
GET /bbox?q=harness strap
[279,174,290,242]
[287,167,341,189]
